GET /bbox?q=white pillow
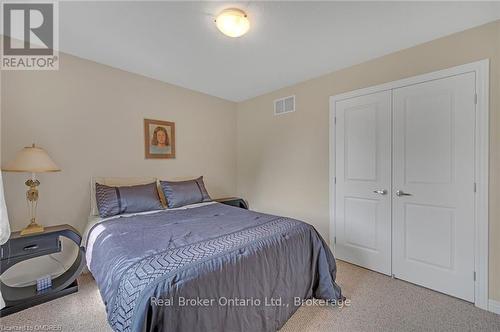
[90,177,158,216]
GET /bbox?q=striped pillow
[160,176,211,208]
[95,182,163,218]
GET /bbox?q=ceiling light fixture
[215,8,250,38]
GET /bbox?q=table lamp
[2,144,60,235]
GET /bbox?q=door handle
[373,189,387,195]
[396,190,412,197]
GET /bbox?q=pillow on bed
[95,182,163,218]
[160,176,211,208]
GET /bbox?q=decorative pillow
[160,176,211,208]
[95,182,163,218]
[90,177,157,216]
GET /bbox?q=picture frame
[144,119,176,159]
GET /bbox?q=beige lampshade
[2,144,60,173]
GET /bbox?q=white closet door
[335,91,392,275]
[392,72,476,301]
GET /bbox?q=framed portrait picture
[144,119,176,159]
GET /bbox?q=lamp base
[20,220,44,236]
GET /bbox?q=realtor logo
[1,1,59,70]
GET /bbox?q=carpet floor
[1,260,499,331]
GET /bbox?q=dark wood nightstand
[215,197,248,209]
[0,224,86,317]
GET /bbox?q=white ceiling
[59,1,500,102]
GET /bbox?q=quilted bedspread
[86,203,342,332]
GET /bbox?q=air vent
[274,95,295,115]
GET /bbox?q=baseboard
[489,299,500,315]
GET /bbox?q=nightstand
[0,224,86,317]
[215,197,248,209]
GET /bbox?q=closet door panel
[334,91,392,275]
[392,72,475,302]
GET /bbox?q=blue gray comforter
[86,203,342,332]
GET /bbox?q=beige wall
[1,53,237,234]
[237,20,500,300]
[1,52,238,285]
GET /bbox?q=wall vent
[274,95,295,115]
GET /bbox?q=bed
[84,179,342,332]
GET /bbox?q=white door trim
[329,59,489,310]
